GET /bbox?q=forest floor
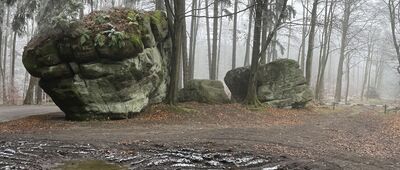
[0,103,400,169]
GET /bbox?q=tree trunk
[24,77,39,105]
[245,0,289,105]
[181,19,189,87]
[244,0,254,66]
[211,1,219,80]
[360,44,371,101]
[2,6,10,104]
[165,0,184,105]
[216,4,223,79]
[334,0,351,102]
[260,0,269,64]
[35,84,43,105]
[300,0,309,72]
[244,0,263,105]
[286,0,294,59]
[305,0,319,85]
[205,0,213,78]
[315,0,334,101]
[188,0,198,79]
[345,55,350,104]
[10,31,16,104]
[232,0,238,69]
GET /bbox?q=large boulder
[225,59,313,108]
[178,80,230,104]
[23,9,171,120]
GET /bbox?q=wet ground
[1,103,400,169]
[0,139,338,170]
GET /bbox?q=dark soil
[1,103,400,169]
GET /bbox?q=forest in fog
[1,0,400,105]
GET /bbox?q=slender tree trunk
[300,0,309,72]
[181,20,189,87]
[35,84,43,105]
[286,0,294,59]
[244,0,263,105]
[244,0,254,66]
[232,0,238,69]
[188,0,198,79]
[334,0,351,102]
[2,6,10,104]
[305,0,319,85]
[361,49,370,101]
[216,5,223,79]
[260,0,269,64]
[315,0,334,101]
[10,31,16,104]
[24,77,38,105]
[211,0,219,80]
[345,55,350,104]
[205,0,213,78]
[366,48,374,101]
[165,0,184,105]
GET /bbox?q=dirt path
[0,103,399,169]
[0,105,60,122]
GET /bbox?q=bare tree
[165,0,185,105]
[334,0,352,102]
[305,0,319,85]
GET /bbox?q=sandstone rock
[178,80,230,104]
[224,59,313,108]
[23,9,171,120]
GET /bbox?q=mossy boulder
[178,80,230,104]
[225,59,313,108]
[23,9,171,121]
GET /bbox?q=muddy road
[0,103,399,169]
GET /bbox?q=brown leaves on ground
[0,113,74,134]
[134,102,318,128]
[0,103,319,133]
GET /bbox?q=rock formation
[23,9,171,120]
[178,80,230,104]
[225,59,313,108]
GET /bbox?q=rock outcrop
[225,59,313,108]
[178,80,230,104]
[23,9,171,120]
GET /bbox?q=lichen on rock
[23,8,171,120]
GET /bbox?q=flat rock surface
[0,105,60,123]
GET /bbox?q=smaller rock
[178,80,230,104]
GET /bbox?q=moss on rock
[23,9,171,121]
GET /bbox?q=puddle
[0,140,340,169]
[55,160,126,170]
